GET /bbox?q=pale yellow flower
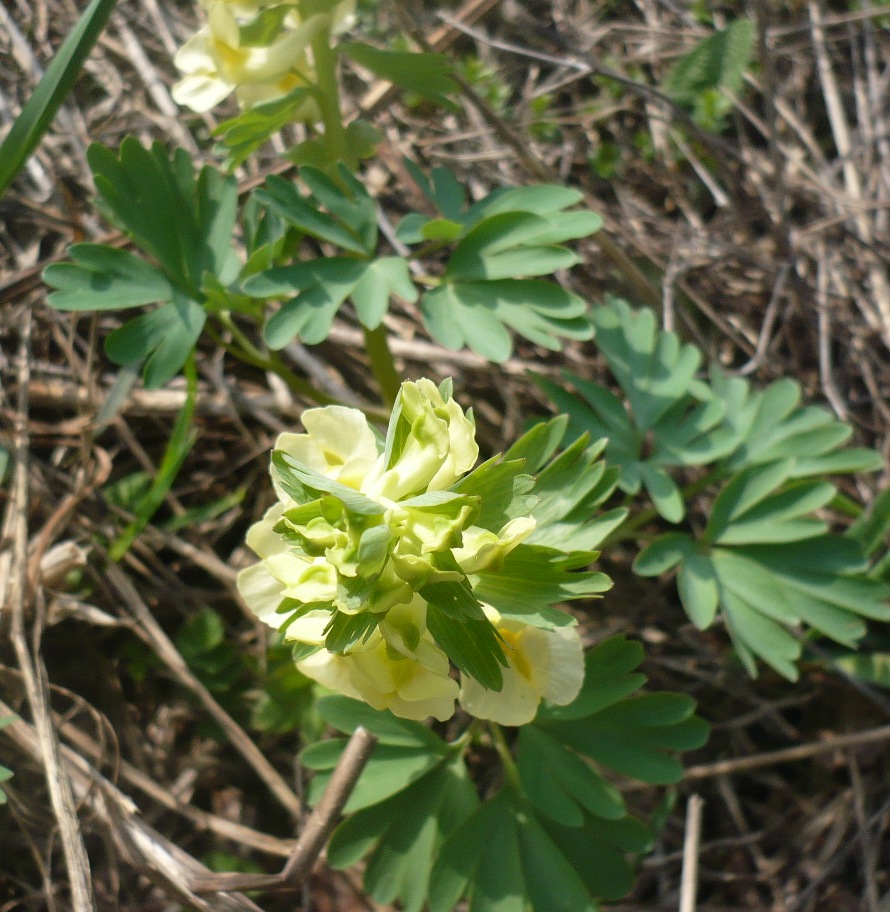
[172,3,324,112]
[459,608,585,726]
[290,600,459,721]
[275,405,380,491]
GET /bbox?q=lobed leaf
[104,299,206,389]
[44,244,175,311]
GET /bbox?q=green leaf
[640,523,890,678]
[677,551,719,628]
[44,244,175,311]
[271,450,385,515]
[471,545,611,624]
[256,173,373,256]
[316,695,444,747]
[452,458,537,532]
[526,431,625,552]
[665,19,755,106]
[307,742,448,813]
[545,636,648,721]
[341,43,456,98]
[634,532,697,576]
[541,811,651,903]
[328,758,478,912]
[422,280,591,363]
[250,258,367,347]
[403,161,466,221]
[590,298,702,431]
[0,0,116,197]
[213,86,314,170]
[517,726,625,826]
[431,790,622,912]
[300,165,378,253]
[89,139,237,298]
[849,485,890,557]
[537,638,709,784]
[350,256,418,328]
[104,298,206,389]
[423,584,507,690]
[302,700,451,812]
[445,212,578,282]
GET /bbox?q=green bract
[238,378,609,723]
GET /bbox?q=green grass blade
[0,0,117,196]
[108,355,197,561]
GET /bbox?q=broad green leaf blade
[104,299,206,389]
[340,43,456,98]
[429,793,507,912]
[301,165,379,253]
[213,86,314,169]
[664,19,755,105]
[89,140,237,297]
[471,545,611,624]
[677,551,719,629]
[721,587,801,680]
[256,174,372,255]
[706,460,793,542]
[422,283,512,361]
[422,280,591,362]
[541,811,651,902]
[537,639,709,784]
[308,743,448,812]
[271,450,385,515]
[544,693,709,784]
[316,695,443,748]
[0,0,116,196]
[424,588,507,691]
[541,636,647,722]
[517,726,625,826]
[445,212,562,282]
[633,532,697,577]
[328,759,478,912]
[517,812,602,912]
[638,462,684,522]
[350,256,418,329]
[44,244,175,311]
[591,298,702,430]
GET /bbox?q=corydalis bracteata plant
[238,378,606,724]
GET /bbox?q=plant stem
[364,324,402,407]
[488,723,521,792]
[210,314,338,406]
[306,8,348,166]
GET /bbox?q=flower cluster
[238,379,585,725]
[172,0,354,113]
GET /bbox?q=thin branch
[103,560,304,822]
[190,726,378,893]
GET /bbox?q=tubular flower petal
[458,608,585,726]
[172,1,349,113]
[291,601,459,721]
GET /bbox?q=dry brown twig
[0,695,265,912]
[0,311,96,912]
[189,726,378,894]
[102,560,304,822]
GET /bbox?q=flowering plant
[25,2,890,908]
[238,378,595,725]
